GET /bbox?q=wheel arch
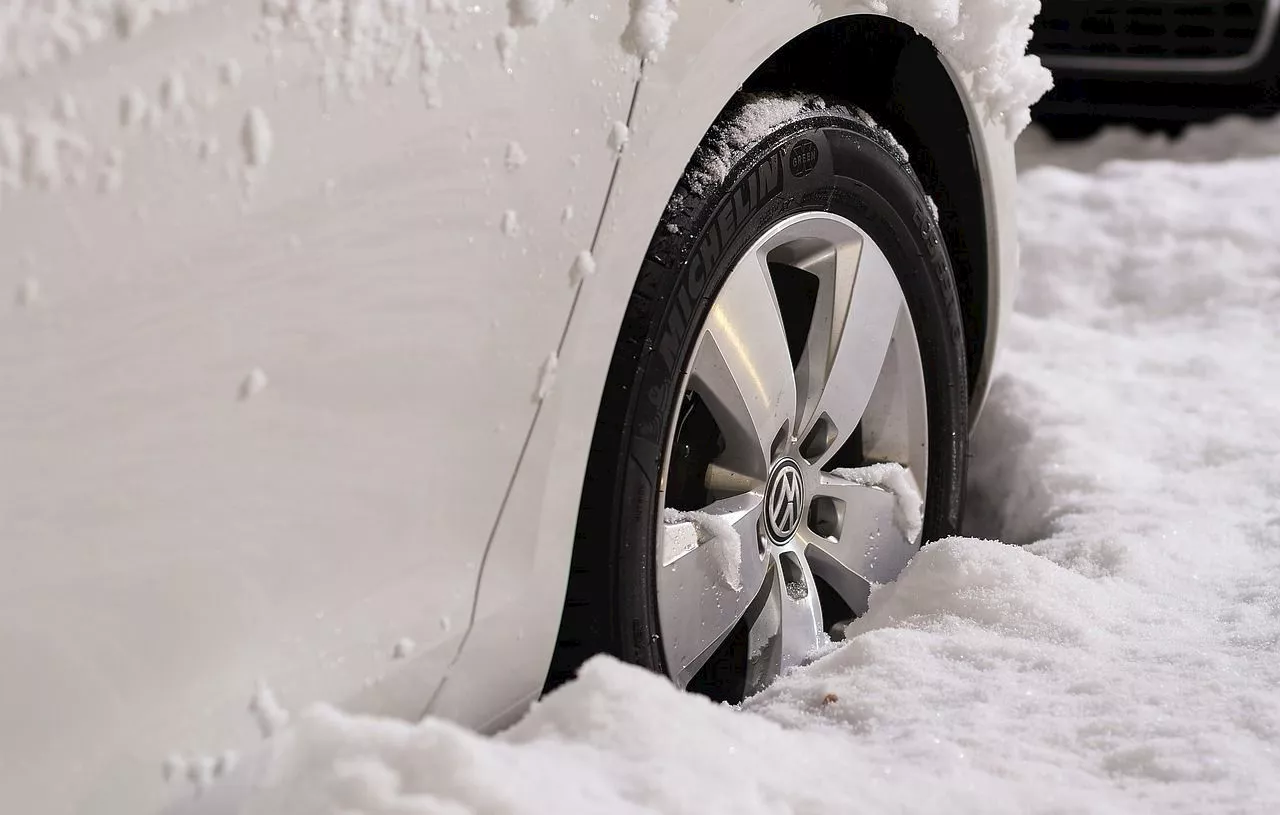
[740,16,993,401]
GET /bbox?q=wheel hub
[763,458,804,543]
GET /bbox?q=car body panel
[0,2,634,813]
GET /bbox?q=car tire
[549,95,968,702]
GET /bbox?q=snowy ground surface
[206,120,1280,814]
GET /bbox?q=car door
[0,2,636,812]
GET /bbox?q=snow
[607,119,629,153]
[214,751,239,779]
[685,94,829,195]
[160,71,188,112]
[1018,115,1280,173]
[99,146,124,191]
[187,756,216,794]
[15,277,40,307]
[190,115,1280,814]
[620,0,677,60]
[683,95,910,196]
[504,140,528,170]
[568,249,596,285]
[833,463,924,543]
[535,351,559,402]
[240,108,273,169]
[391,638,417,660]
[662,507,743,592]
[162,753,186,783]
[53,93,79,123]
[120,88,149,128]
[500,208,520,237]
[871,0,1053,137]
[496,26,519,73]
[509,0,556,28]
[418,26,444,109]
[237,368,269,401]
[219,59,243,89]
[21,117,91,189]
[0,0,209,79]
[247,682,290,739]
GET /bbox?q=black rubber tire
[547,97,968,690]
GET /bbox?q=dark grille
[1032,1,1267,60]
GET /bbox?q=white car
[0,1,1040,812]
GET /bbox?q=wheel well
[743,16,990,396]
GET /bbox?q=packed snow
[237,368,270,401]
[535,350,559,402]
[607,120,630,153]
[684,94,832,195]
[683,95,911,196]
[568,249,596,285]
[182,115,1280,814]
[662,507,744,592]
[619,0,678,60]
[833,463,924,543]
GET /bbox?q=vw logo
[764,459,804,542]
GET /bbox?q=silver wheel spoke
[690,250,797,476]
[796,240,904,468]
[859,311,931,499]
[744,547,824,697]
[658,492,769,688]
[744,568,782,694]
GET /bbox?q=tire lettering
[758,151,782,199]
[699,223,722,272]
[733,183,752,230]
[644,148,789,442]
[716,202,736,244]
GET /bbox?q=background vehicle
[1031,0,1280,135]
[0,2,1028,812]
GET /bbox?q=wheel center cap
[764,458,804,542]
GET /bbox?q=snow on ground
[192,117,1280,814]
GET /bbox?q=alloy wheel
[656,211,929,699]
